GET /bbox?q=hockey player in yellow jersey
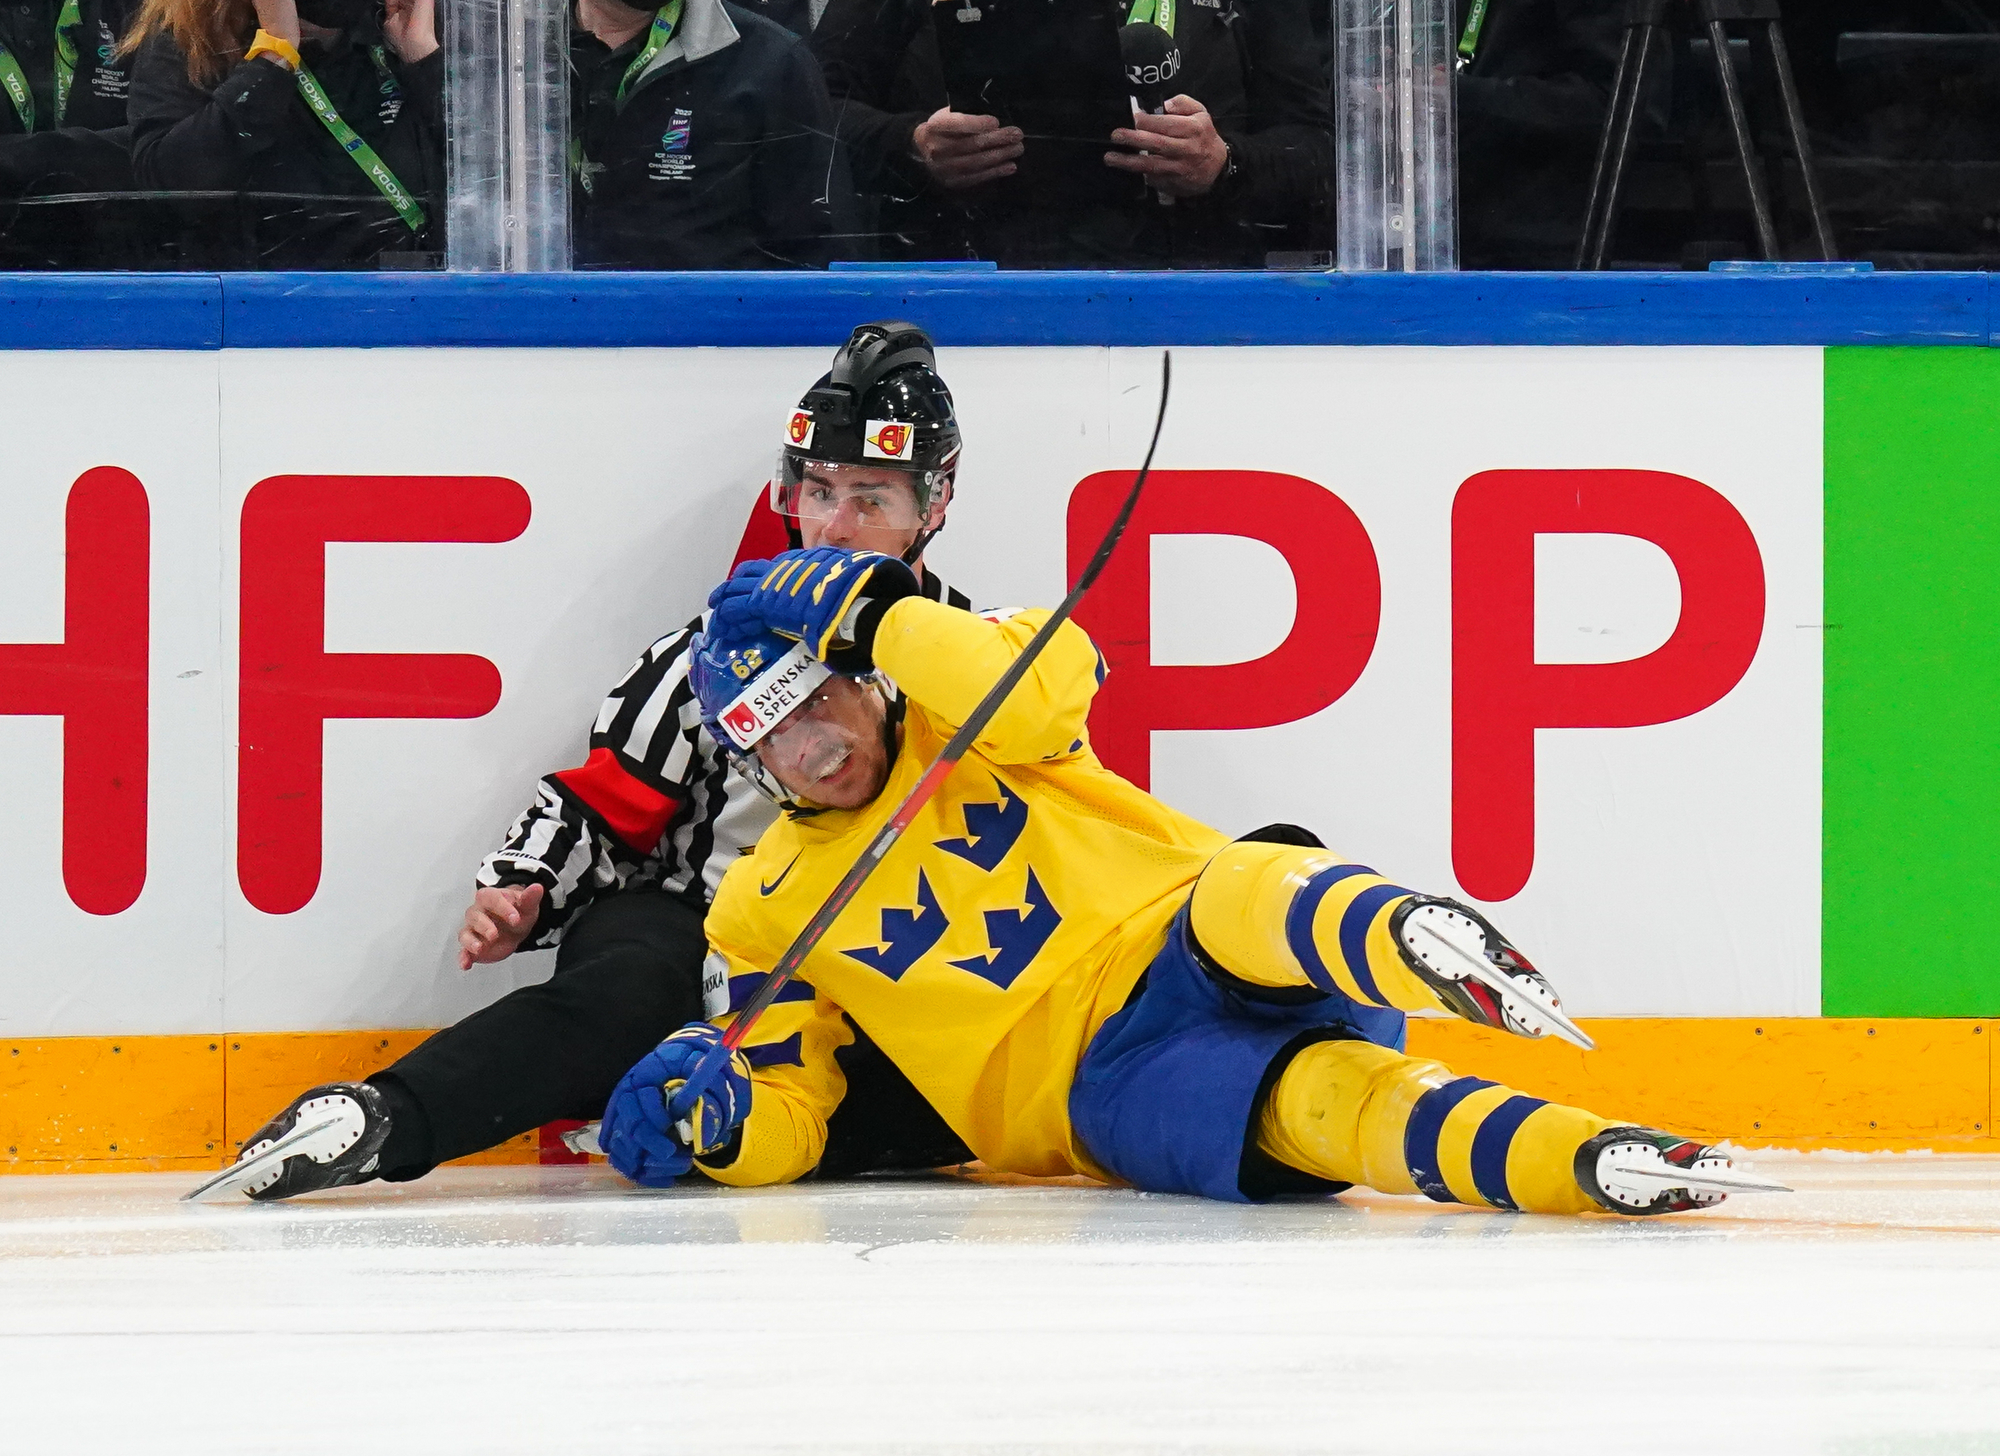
[596,545,1784,1215]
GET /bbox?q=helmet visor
[753,678,879,799]
[772,456,933,527]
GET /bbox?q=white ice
[3,1155,1998,1455]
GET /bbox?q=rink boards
[1,272,1996,1168]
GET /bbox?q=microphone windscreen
[1119,21,1181,114]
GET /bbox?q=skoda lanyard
[1456,0,1489,66]
[573,0,682,187]
[1125,0,1173,33]
[296,48,427,232]
[0,0,84,133]
[617,0,683,103]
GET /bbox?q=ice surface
[3,1155,1999,1455]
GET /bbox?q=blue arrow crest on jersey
[842,869,950,982]
[935,777,1027,872]
[950,868,1061,990]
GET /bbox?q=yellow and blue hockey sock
[1187,840,1447,1014]
[1254,1040,1614,1216]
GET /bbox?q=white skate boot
[182,1083,393,1202]
[1391,896,1595,1051]
[1576,1126,1792,1214]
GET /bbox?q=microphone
[1120,23,1176,208]
[1119,22,1181,206]
[1120,21,1180,116]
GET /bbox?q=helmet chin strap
[899,472,953,566]
[900,524,939,567]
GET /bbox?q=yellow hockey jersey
[701,598,1227,1187]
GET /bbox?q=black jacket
[0,0,136,134]
[812,0,1330,267]
[0,0,134,259]
[1453,0,1632,269]
[128,21,444,266]
[571,0,850,269]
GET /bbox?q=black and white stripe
[478,571,972,947]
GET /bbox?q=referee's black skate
[1390,896,1595,1050]
[183,1083,393,1202]
[1576,1126,1792,1215]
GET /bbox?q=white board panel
[0,344,1819,1034]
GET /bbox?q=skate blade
[180,1116,342,1203]
[1407,919,1598,1052]
[1606,1161,1793,1195]
[561,1121,604,1157]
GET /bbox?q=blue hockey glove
[706,559,772,641]
[600,1023,753,1188]
[743,547,920,669]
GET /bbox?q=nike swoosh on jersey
[760,853,803,896]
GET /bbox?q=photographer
[570,0,851,269]
[813,0,1331,267]
[123,0,443,267]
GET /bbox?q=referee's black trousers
[370,888,707,1178]
[365,887,974,1181]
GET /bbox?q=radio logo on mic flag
[1120,21,1180,111]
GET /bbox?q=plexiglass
[1335,0,1454,272]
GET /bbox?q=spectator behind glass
[0,0,139,137]
[813,0,1331,268]
[1453,0,1632,270]
[122,0,443,267]
[0,0,143,264]
[570,0,854,268]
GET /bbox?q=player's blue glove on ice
[741,547,920,670]
[600,1023,753,1188]
[706,559,772,642]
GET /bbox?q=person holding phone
[122,0,444,266]
[812,0,1331,267]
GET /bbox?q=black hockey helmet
[774,321,960,560]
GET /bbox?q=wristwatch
[1212,139,1240,198]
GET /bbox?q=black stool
[1575,0,1836,269]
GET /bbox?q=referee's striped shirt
[479,570,973,947]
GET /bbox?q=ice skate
[1575,1126,1792,1214]
[184,1083,392,1203]
[1391,896,1595,1050]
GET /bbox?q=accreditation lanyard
[296,49,427,233]
[616,0,683,104]
[0,0,84,133]
[1125,0,1173,35]
[1456,0,1489,67]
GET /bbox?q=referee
[226,321,982,1199]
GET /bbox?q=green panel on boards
[1824,347,2000,1016]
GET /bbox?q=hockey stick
[664,352,1174,1124]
